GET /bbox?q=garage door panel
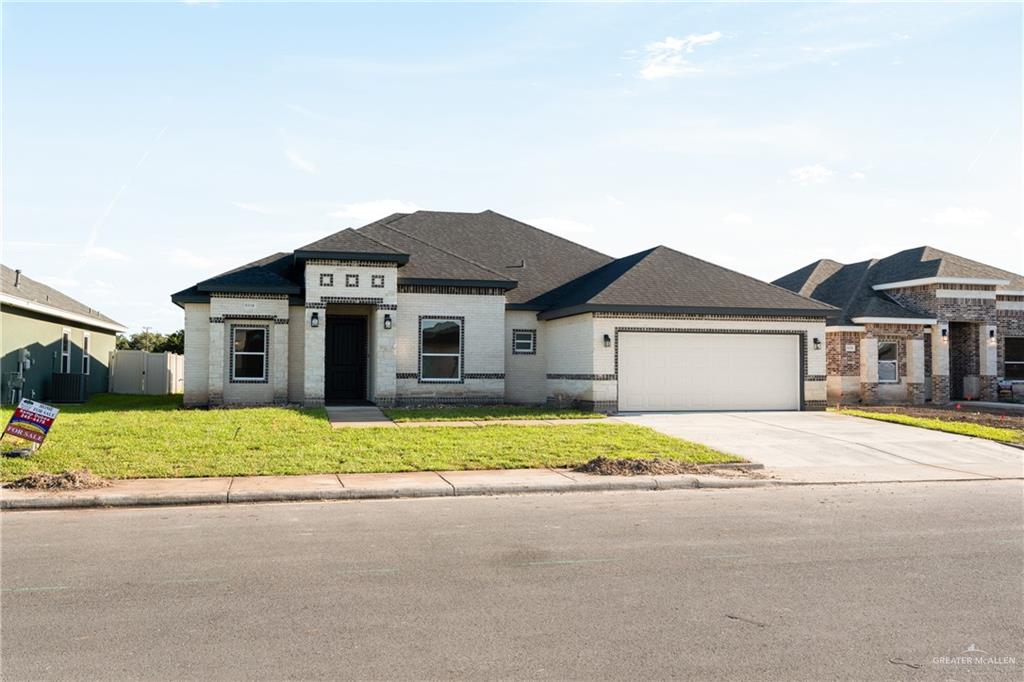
[618,332,800,411]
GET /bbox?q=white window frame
[1005,336,1024,380]
[231,326,268,382]
[512,330,536,355]
[82,332,91,375]
[420,318,462,382]
[60,329,71,374]
[877,341,899,383]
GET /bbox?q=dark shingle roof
[362,210,613,305]
[536,246,835,320]
[171,253,301,304]
[773,246,1024,325]
[1,264,125,329]
[357,221,516,287]
[296,226,409,263]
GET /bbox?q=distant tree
[115,329,185,354]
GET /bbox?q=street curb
[3,475,1021,511]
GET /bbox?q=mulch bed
[6,469,110,491]
[849,405,1024,430]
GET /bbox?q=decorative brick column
[303,306,326,407]
[859,337,879,405]
[930,323,950,404]
[371,307,397,407]
[272,320,289,404]
[208,320,225,406]
[979,323,998,401]
[905,337,926,404]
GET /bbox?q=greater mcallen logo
[932,644,1017,667]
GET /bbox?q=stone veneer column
[273,321,289,404]
[905,337,926,404]
[930,323,950,404]
[859,337,879,404]
[979,323,998,401]
[303,308,326,407]
[208,320,225,406]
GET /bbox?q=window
[345,274,359,287]
[877,341,898,383]
[420,318,461,380]
[60,330,71,373]
[512,329,536,355]
[232,327,267,381]
[1005,337,1024,380]
[82,333,91,375]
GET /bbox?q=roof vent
[13,269,21,287]
[506,259,525,269]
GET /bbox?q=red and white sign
[3,399,60,445]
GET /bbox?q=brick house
[172,210,834,412]
[774,246,1024,404]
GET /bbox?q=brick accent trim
[319,273,334,287]
[463,373,505,379]
[345,274,360,288]
[306,259,399,268]
[210,293,288,300]
[399,284,506,296]
[418,315,466,384]
[319,296,385,306]
[371,274,385,288]
[805,374,826,382]
[210,315,287,324]
[547,373,617,381]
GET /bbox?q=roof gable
[295,226,409,263]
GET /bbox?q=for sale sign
[4,399,59,446]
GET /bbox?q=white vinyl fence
[109,351,184,395]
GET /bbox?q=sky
[3,1,1021,333]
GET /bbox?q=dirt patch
[850,405,1024,430]
[6,469,110,491]
[574,457,763,478]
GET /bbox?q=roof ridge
[655,245,836,310]
[379,218,516,281]
[482,210,613,261]
[343,226,404,253]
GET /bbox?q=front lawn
[1,394,737,480]
[835,408,1024,445]
[383,405,605,422]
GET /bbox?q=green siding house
[1,265,126,404]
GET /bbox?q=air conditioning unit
[50,373,87,403]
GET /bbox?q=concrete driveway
[615,411,1024,483]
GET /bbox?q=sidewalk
[2,467,769,510]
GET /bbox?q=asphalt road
[3,482,1022,681]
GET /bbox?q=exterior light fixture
[383,314,393,330]
[813,337,822,350]
[603,334,612,348]
[941,328,948,343]
[989,329,996,344]
[310,312,320,328]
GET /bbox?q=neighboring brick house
[172,210,834,412]
[774,246,1024,405]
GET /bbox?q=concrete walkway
[325,405,396,428]
[617,411,1024,483]
[0,467,765,510]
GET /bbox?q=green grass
[836,409,1024,445]
[383,405,605,422]
[0,394,737,480]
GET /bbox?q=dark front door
[325,316,368,403]
[948,322,976,400]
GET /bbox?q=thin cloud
[789,164,834,185]
[329,200,422,224]
[722,212,753,225]
[848,171,867,181]
[638,32,722,80]
[285,148,317,174]
[924,206,991,228]
[83,246,131,262]
[167,248,231,271]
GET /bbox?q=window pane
[1006,338,1024,362]
[422,355,459,379]
[62,334,69,352]
[422,320,460,354]
[1005,363,1024,380]
[879,361,897,382]
[878,342,897,361]
[234,329,266,352]
[234,354,264,378]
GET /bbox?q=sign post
[2,399,60,451]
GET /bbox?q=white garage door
[618,332,800,411]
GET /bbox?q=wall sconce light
[603,334,612,348]
[383,314,393,330]
[989,329,996,345]
[310,312,320,328]
[813,337,822,350]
